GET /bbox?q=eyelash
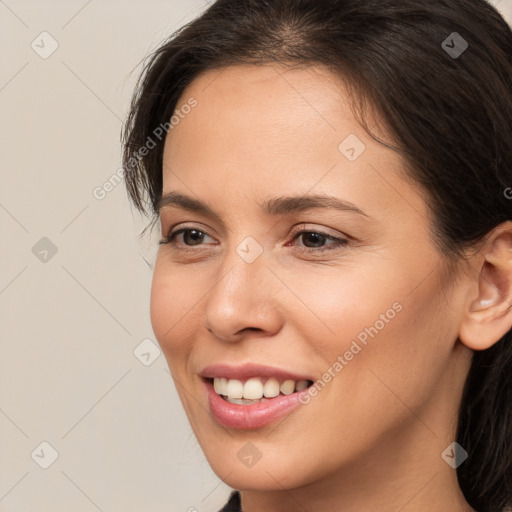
[158,226,349,254]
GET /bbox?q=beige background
[1,1,511,511]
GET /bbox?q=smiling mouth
[206,377,314,405]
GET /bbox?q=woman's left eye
[159,227,348,254]
[289,230,348,253]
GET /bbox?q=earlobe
[459,222,512,351]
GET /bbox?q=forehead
[160,63,427,227]
[173,63,354,136]
[163,64,370,182]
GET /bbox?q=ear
[459,221,512,351]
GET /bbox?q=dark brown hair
[122,1,512,510]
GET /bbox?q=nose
[202,249,283,343]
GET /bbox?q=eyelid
[161,223,345,242]
[162,221,216,237]
[160,222,351,258]
[160,223,218,246]
[286,226,349,253]
[288,223,346,240]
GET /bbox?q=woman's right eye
[159,228,217,248]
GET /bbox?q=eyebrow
[156,191,369,220]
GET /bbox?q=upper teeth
[213,377,310,400]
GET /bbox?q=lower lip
[204,379,308,430]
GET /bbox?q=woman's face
[150,64,472,491]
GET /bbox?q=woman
[122,0,512,510]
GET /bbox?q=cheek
[327,285,454,427]
[149,261,200,363]
[277,263,406,359]
[288,263,455,412]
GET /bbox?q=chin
[198,438,320,491]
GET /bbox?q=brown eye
[291,230,348,253]
[159,227,216,247]
[299,232,329,248]
[181,229,206,245]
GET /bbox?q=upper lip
[199,363,313,382]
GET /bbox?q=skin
[149,64,512,511]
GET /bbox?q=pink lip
[199,363,313,382]
[204,379,309,430]
[199,363,313,430]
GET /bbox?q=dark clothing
[219,490,241,512]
